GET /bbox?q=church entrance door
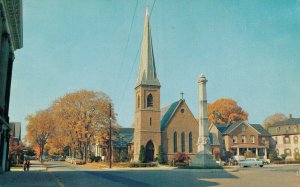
[145,141,154,162]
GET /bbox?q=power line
[118,0,157,113]
[113,0,139,92]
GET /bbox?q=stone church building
[132,8,199,163]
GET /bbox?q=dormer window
[147,94,153,107]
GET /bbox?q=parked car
[239,158,264,167]
[72,159,85,165]
[228,158,239,165]
[259,158,270,165]
[66,157,75,163]
[58,157,65,161]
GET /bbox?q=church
[131,8,199,163]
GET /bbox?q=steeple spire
[136,7,160,87]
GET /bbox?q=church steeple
[136,8,160,88]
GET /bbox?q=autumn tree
[263,113,288,130]
[51,90,119,162]
[25,109,55,162]
[207,98,248,125]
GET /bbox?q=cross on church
[180,92,184,100]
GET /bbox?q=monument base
[190,150,219,168]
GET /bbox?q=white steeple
[136,7,160,87]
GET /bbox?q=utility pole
[109,103,112,169]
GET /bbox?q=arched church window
[147,94,153,107]
[173,132,177,153]
[181,132,185,152]
[137,95,140,108]
[189,132,192,153]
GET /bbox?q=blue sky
[10,0,300,137]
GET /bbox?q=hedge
[129,162,158,168]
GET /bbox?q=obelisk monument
[191,74,218,167]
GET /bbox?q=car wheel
[260,165,263,167]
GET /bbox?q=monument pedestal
[190,150,219,168]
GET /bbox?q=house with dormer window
[268,114,300,160]
[209,121,271,161]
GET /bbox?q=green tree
[158,145,164,164]
[139,145,146,163]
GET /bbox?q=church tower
[133,8,161,162]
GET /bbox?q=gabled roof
[214,123,230,133]
[160,100,181,130]
[222,121,270,136]
[113,128,134,148]
[250,124,270,136]
[223,121,242,134]
[269,118,300,127]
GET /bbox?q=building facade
[268,115,300,161]
[132,8,199,163]
[209,121,270,161]
[161,99,199,162]
[0,0,23,172]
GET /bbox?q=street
[0,161,299,187]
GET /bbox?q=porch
[231,144,268,161]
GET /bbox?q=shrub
[139,145,146,163]
[221,151,233,162]
[94,156,101,162]
[268,151,278,162]
[280,153,287,160]
[158,145,164,164]
[89,155,95,162]
[173,152,190,163]
[244,150,256,159]
[129,162,158,168]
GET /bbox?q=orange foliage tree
[25,109,55,161]
[207,98,248,125]
[263,113,287,129]
[51,90,119,161]
[25,90,119,161]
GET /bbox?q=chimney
[289,114,292,119]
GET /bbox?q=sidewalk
[0,161,57,187]
[10,160,46,172]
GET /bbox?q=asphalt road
[1,161,299,187]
